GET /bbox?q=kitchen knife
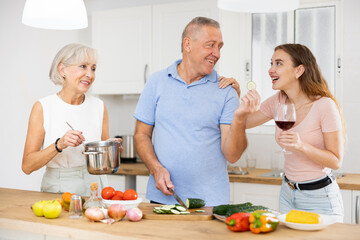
[168,188,186,208]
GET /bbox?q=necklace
[57,92,85,104]
[295,101,311,111]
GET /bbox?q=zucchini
[225,205,268,216]
[212,202,253,216]
[186,198,206,209]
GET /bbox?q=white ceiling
[84,0,196,12]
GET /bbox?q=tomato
[101,187,115,200]
[115,191,124,199]
[123,189,138,200]
[111,195,123,200]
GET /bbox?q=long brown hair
[275,43,346,137]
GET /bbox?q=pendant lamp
[22,0,88,30]
[217,0,300,13]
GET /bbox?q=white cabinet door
[341,189,352,224]
[152,0,218,73]
[232,182,281,211]
[136,175,150,203]
[92,6,151,94]
[352,190,360,224]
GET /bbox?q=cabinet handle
[356,195,360,224]
[144,64,148,83]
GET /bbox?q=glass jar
[83,183,106,211]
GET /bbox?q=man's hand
[153,166,174,196]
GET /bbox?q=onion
[126,207,143,222]
[85,207,105,222]
[108,204,126,221]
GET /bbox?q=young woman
[245,43,345,222]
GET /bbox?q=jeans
[279,177,344,223]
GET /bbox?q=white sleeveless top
[39,93,104,168]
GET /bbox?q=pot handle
[82,151,105,155]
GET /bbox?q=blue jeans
[279,176,344,223]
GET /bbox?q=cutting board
[139,203,214,221]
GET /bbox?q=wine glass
[275,102,296,154]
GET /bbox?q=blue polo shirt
[134,59,239,206]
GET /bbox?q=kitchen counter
[0,188,359,240]
[115,163,360,190]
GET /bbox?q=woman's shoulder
[85,94,104,106]
[38,93,57,105]
[313,96,337,108]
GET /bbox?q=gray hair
[181,17,220,52]
[49,43,97,85]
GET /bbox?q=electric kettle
[116,135,137,163]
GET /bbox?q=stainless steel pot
[83,141,120,175]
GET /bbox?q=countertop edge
[114,163,360,191]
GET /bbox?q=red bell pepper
[225,212,251,232]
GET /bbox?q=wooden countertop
[1,188,360,240]
[115,163,360,190]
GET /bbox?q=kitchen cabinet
[231,182,281,211]
[136,175,150,203]
[151,0,219,73]
[91,6,151,94]
[91,0,241,94]
[352,190,360,224]
[107,174,136,192]
[341,189,352,224]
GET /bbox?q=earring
[63,75,66,78]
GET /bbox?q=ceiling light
[217,0,300,13]
[22,0,88,30]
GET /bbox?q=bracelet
[55,138,62,153]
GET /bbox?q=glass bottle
[83,183,106,211]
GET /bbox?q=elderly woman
[22,43,119,196]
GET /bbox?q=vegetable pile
[213,202,268,216]
[214,202,279,234]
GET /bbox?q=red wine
[275,121,295,130]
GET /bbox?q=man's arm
[134,120,173,195]
[221,90,261,164]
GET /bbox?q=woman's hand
[278,131,303,151]
[107,138,124,153]
[57,130,85,151]
[218,76,240,97]
[235,89,261,118]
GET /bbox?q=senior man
[134,16,260,206]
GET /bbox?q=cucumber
[153,204,189,214]
[212,202,253,216]
[176,206,187,212]
[180,211,190,214]
[185,198,206,209]
[195,210,205,213]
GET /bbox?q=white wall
[0,0,359,192]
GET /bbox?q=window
[248,0,341,131]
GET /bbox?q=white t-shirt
[39,93,104,168]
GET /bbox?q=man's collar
[167,59,218,84]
